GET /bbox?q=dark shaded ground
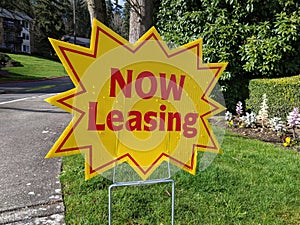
[0,76,73,93]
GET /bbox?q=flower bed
[225,99,300,152]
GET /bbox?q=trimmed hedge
[246,75,300,119]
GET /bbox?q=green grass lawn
[0,54,67,82]
[60,131,300,225]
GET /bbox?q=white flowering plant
[287,107,300,139]
[257,94,269,128]
[240,112,257,128]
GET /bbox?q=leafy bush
[156,0,300,110]
[246,75,300,118]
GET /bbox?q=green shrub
[0,52,22,68]
[156,0,300,111]
[246,75,300,119]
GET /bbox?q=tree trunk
[128,0,153,43]
[86,0,107,25]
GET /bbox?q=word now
[109,68,186,100]
[88,102,199,138]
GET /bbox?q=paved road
[0,77,73,94]
[0,77,73,224]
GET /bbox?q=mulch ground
[227,126,300,152]
[210,117,300,152]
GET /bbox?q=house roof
[62,35,90,48]
[0,7,33,21]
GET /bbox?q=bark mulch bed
[210,117,300,152]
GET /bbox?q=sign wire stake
[108,162,175,225]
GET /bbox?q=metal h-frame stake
[108,162,175,225]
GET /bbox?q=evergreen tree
[75,0,92,37]
[0,0,33,17]
[65,0,91,38]
[31,0,68,55]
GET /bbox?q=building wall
[0,9,32,53]
[0,17,4,47]
[21,20,30,53]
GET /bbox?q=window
[22,21,29,29]
[4,32,14,41]
[4,21,15,29]
[22,45,30,53]
[21,33,29,40]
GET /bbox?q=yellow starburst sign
[46,19,227,180]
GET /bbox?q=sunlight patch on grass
[0,54,67,82]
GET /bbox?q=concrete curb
[0,201,65,224]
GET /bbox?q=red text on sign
[88,102,199,138]
[109,68,186,100]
